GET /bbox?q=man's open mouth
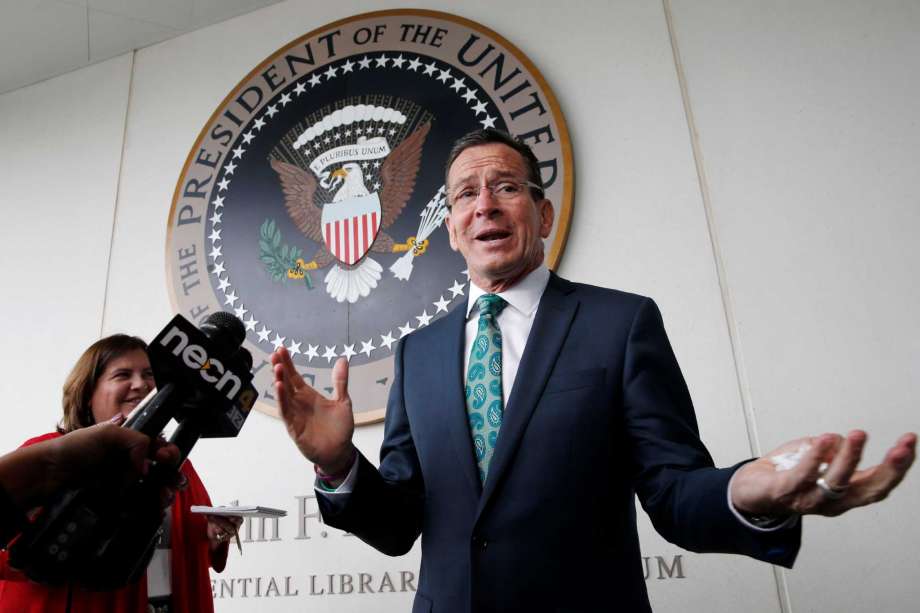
[475,230,511,242]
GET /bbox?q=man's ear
[538,199,555,239]
[445,213,460,251]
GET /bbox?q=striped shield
[321,193,382,266]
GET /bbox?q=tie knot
[476,294,507,319]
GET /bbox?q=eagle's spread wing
[379,121,431,229]
[270,158,322,243]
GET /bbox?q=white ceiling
[0,0,284,95]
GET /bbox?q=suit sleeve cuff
[313,454,360,495]
[726,468,799,532]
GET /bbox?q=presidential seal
[166,9,573,424]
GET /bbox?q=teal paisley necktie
[465,293,508,484]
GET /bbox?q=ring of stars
[207,53,498,363]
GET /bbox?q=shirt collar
[466,265,550,319]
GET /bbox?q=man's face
[445,143,554,292]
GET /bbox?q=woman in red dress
[0,334,239,613]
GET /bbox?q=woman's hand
[206,514,243,551]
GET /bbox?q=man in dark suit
[271,129,916,612]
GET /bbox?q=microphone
[127,311,256,454]
[9,312,257,588]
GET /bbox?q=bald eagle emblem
[269,105,432,303]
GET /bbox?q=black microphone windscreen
[200,311,246,349]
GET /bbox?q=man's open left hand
[731,430,916,517]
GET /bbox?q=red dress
[0,432,229,613]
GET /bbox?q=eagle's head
[331,162,370,201]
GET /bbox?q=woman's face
[89,349,155,424]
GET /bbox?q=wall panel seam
[99,51,137,336]
[661,1,793,612]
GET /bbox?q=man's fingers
[331,357,350,402]
[272,347,305,392]
[857,434,917,500]
[274,363,321,433]
[886,433,917,468]
[274,375,295,424]
[821,430,866,489]
[273,361,295,402]
[815,432,915,514]
[793,433,840,483]
[776,433,839,512]
[759,430,915,517]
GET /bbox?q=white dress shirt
[464,265,550,407]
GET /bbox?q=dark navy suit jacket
[319,273,799,612]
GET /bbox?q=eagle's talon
[393,237,420,253]
[412,239,429,256]
[288,258,318,278]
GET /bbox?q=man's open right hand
[271,348,355,474]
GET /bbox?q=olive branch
[259,219,313,289]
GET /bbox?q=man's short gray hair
[444,129,545,202]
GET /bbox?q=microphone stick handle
[169,417,204,464]
[124,382,180,437]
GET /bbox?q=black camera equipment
[9,312,257,588]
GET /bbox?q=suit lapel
[477,273,578,513]
[440,298,483,497]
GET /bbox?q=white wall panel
[0,54,132,451]
[536,1,783,610]
[670,1,920,611]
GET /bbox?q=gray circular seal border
[165,9,574,425]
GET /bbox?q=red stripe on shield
[334,220,340,261]
[362,214,369,255]
[343,218,351,265]
[353,217,359,264]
